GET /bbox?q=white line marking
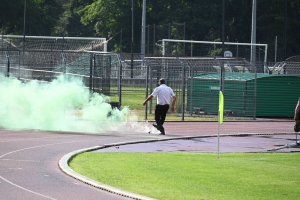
[1,159,53,162]
[0,175,57,200]
[0,140,93,199]
[0,140,91,159]
[8,168,23,170]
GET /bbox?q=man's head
[159,78,165,85]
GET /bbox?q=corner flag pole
[218,91,224,159]
[218,0,225,159]
[218,59,225,159]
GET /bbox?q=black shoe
[160,132,165,135]
[152,123,159,130]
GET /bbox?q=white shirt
[151,84,175,105]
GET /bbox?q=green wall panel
[187,73,300,117]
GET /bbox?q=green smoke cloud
[0,73,130,133]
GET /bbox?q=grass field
[69,87,299,199]
[70,152,300,200]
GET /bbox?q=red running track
[0,120,296,200]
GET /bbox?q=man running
[143,78,176,135]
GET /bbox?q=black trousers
[295,109,300,121]
[294,110,300,132]
[155,104,169,133]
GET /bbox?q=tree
[79,0,135,52]
[2,0,300,59]
[1,0,62,36]
[0,0,24,34]
[53,0,95,36]
[257,0,300,60]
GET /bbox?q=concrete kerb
[58,132,297,200]
[59,145,157,200]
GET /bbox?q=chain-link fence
[119,54,300,120]
[0,50,121,104]
[1,47,300,121]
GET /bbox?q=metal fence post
[117,54,122,106]
[253,63,257,120]
[179,58,186,121]
[149,65,153,114]
[89,53,93,98]
[145,61,149,120]
[61,52,66,74]
[5,49,10,77]
[189,69,194,117]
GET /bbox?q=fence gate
[91,54,112,96]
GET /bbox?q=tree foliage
[1,0,62,35]
[1,0,300,60]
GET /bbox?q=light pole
[131,0,134,78]
[284,0,287,61]
[222,0,225,56]
[250,0,257,66]
[141,0,146,57]
[22,0,27,78]
[283,0,287,73]
[23,0,26,47]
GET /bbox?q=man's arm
[143,95,154,106]
[170,96,176,112]
[294,100,300,122]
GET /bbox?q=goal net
[161,39,268,64]
[0,35,107,52]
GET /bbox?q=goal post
[1,35,107,52]
[161,39,268,64]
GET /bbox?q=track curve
[0,120,296,200]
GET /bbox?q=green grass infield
[69,152,300,200]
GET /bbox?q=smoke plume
[0,73,131,133]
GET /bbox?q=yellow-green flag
[219,91,224,124]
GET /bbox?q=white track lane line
[0,175,57,200]
[0,140,94,200]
